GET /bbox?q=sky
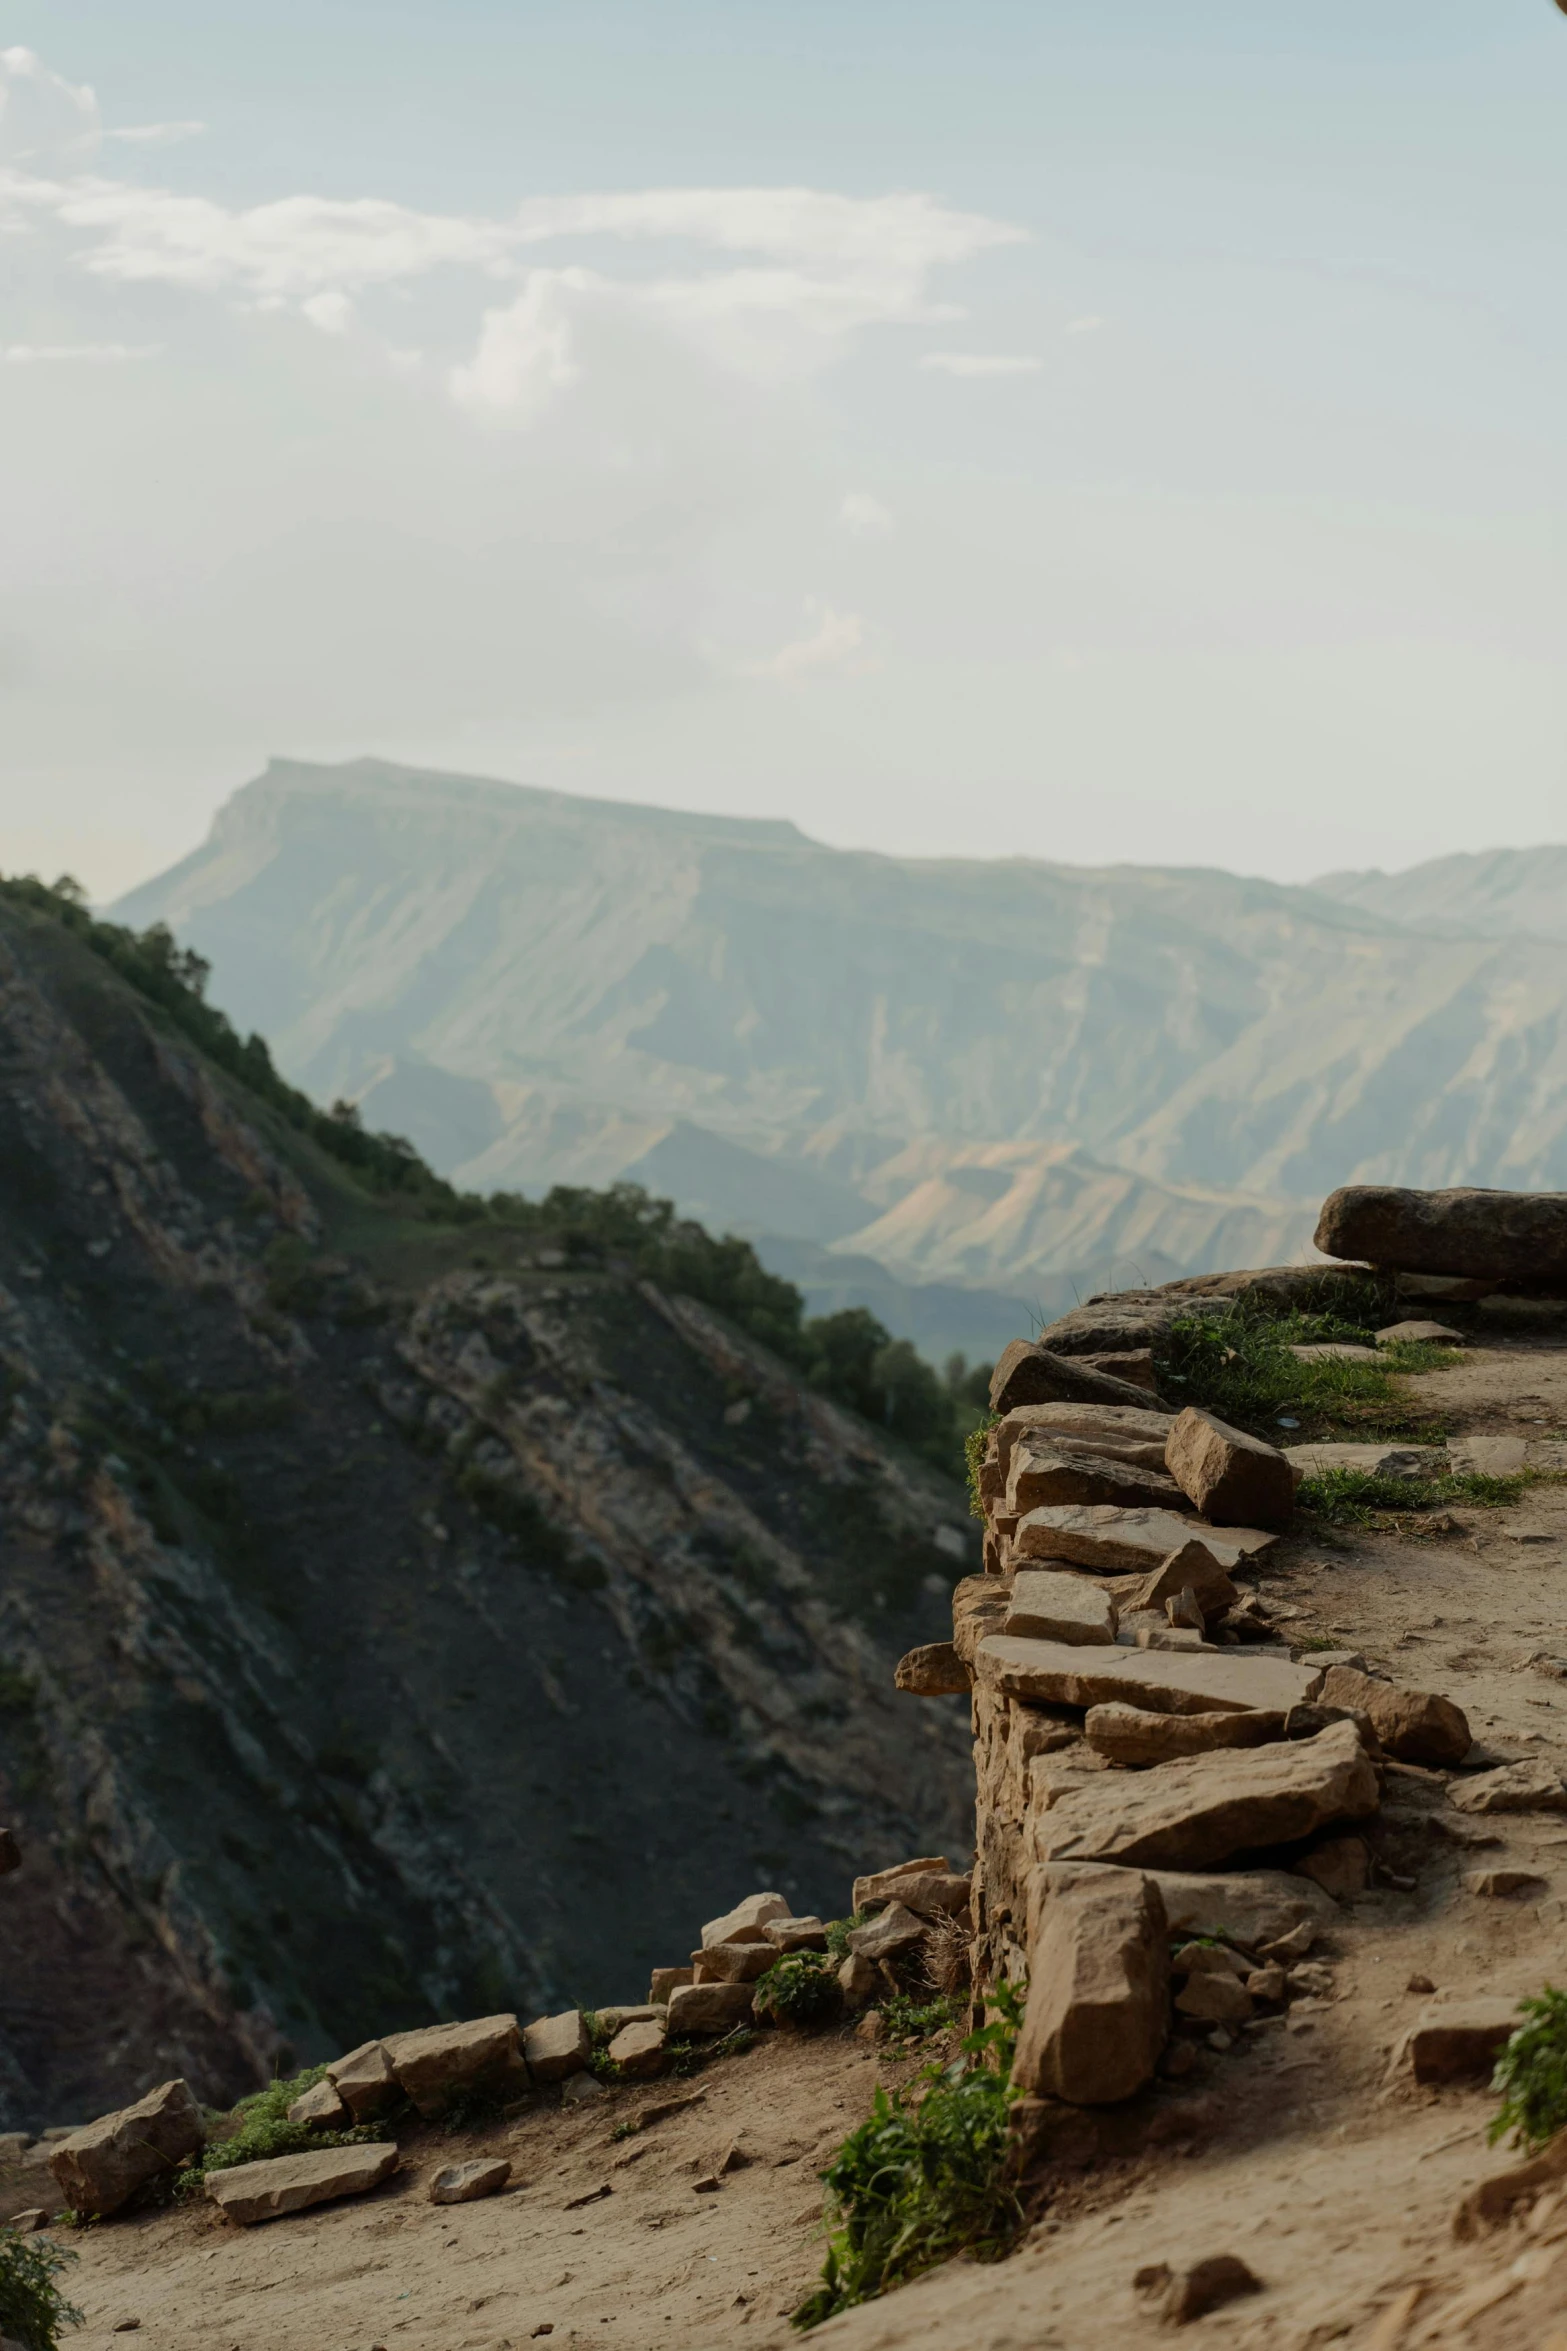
[4,0,1567,899]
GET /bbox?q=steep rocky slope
[0,890,972,2131]
[113,760,1567,1311]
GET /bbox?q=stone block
[700,1892,789,1948]
[989,1343,1165,1415]
[976,1633,1319,1718]
[522,2010,590,2083]
[1004,1570,1118,1648]
[1401,1998,1520,2084]
[1315,1184,1567,1283]
[1084,1703,1285,1767]
[607,2019,667,2079]
[1164,1407,1295,1530]
[48,2079,204,2217]
[1008,1440,1189,1517]
[691,1941,775,1985]
[1449,1760,1567,1815]
[762,1915,829,1951]
[1317,1664,1470,1767]
[429,2157,510,2204]
[894,1642,970,1694]
[386,2015,529,2118]
[1013,1505,1277,1576]
[852,1856,949,1910]
[205,2141,398,2225]
[1012,1862,1168,2104]
[648,1968,693,2003]
[286,2078,350,2129]
[665,1981,755,2036]
[327,2039,400,2122]
[845,1902,927,1963]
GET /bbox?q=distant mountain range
[113,758,1567,1357]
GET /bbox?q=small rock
[1463,1867,1548,1899]
[1317,1665,1470,1768]
[326,2039,400,2121]
[1003,1569,1119,1648]
[1449,1760,1567,1816]
[1402,1997,1519,2083]
[762,1915,829,1952]
[387,2015,529,2118]
[1126,1539,1240,1618]
[286,2077,350,2129]
[1375,1320,1463,1345]
[1255,1920,1316,1963]
[1174,1973,1252,2025]
[1287,1963,1335,1998]
[523,2011,590,2083]
[429,2157,511,2205]
[845,1903,927,1964]
[894,1642,970,1695]
[838,1954,879,2010]
[665,1981,755,2037]
[851,1856,951,1910]
[1172,1941,1249,1983]
[1407,1974,1435,1994]
[692,2175,721,2194]
[111,2324,140,2336]
[700,1893,790,1948]
[717,2141,751,2173]
[1165,1587,1205,1634]
[1208,2027,1234,2052]
[560,2073,606,2107]
[1161,2254,1263,2324]
[854,2011,885,2046]
[48,2078,204,2218]
[1158,2040,1197,2080]
[1290,1343,1380,1364]
[648,1967,694,2003]
[1245,1965,1286,2003]
[1165,1407,1295,1529]
[607,2020,667,2079]
[7,2211,46,2234]
[1012,1862,1170,2103]
[1293,1836,1370,1900]
[692,1941,776,1985]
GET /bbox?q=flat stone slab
[206,2142,399,2225]
[1033,1721,1379,1873]
[1447,1435,1529,1477]
[1289,1344,1380,1364]
[1286,1443,1443,1479]
[1137,1867,1337,1949]
[1377,1321,1463,1345]
[1013,1506,1277,1575]
[1004,1571,1118,1648]
[1008,1440,1190,1517]
[976,1633,1320,1718]
[429,2157,510,2204]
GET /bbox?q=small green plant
[880,1993,963,2046]
[190,2065,385,2183]
[0,2225,82,2350]
[824,1913,869,1961]
[964,1418,996,1523]
[793,1981,1026,2329]
[1490,1987,1567,2150]
[1298,1467,1529,1528]
[754,1953,841,2030]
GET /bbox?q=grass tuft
[183,2065,386,2190]
[1297,1466,1530,1526]
[1155,1304,1461,1441]
[1491,1987,1567,2151]
[792,1982,1025,2329]
[754,1953,841,2030]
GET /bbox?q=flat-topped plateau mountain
[114,762,1567,1351]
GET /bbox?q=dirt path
[57,1328,1567,2351]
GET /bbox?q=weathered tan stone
[1145,1869,1335,1948]
[286,2077,350,2129]
[1078,1349,1158,1391]
[48,2079,204,2217]
[1401,1997,1520,2083]
[692,1940,776,1984]
[700,1892,790,1947]
[1317,1664,1471,1767]
[1013,1505,1277,1576]
[1160,2255,1262,2324]
[1035,1721,1379,1872]
[1011,1863,1168,2104]
[1290,1342,1379,1364]
[522,2010,590,2083]
[387,2015,529,2118]
[429,2157,511,2204]
[1165,1408,1295,1530]
[1449,1760,1567,1815]
[1175,1971,1252,2024]
[1448,1434,1529,1475]
[1376,1320,1463,1345]
[1463,1867,1547,1898]
[1008,1439,1189,1517]
[763,1915,829,1951]
[665,1981,755,2036]
[1293,1834,1370,1898]
[1286,1442,1442,1478]
[989,1342,1164,1415]
[1453,2133,1567,2239]
[838,1954,879,2009]
[648,1967,693,2003]
[952,1579,1013,1666]
[1123,1539,1240,1617]
[1084,1703,1285,1767]
[895,1640,970,1695]
[846,1902,927,1963]
[1315,1184,1567,1283]
[205,2141,398,2225]
[608,2019,667,2078]
[976,1633,1320,1718]
[1004,1570,1118,1648]
[327,2039,400,2121]
[868,1872,971,1921]
[852,1856,949,1909]
[994,1404,1175,1483]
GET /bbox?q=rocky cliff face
[0,894,972,2130]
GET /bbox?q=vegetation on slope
[0,873,987,1475]
[1154,1296,1457,1441]
[1491,1988,1567,2151]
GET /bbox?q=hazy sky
[5,1,1567,898]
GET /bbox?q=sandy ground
[57,1329,1567,2351]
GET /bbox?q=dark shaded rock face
[0,899,972,2128]
[1316,1185,1567,1283]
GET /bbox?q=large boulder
[1317,1664,1470,1767]
[386,2015,529,2118]
[989,1343,1168,1416]
[1315,1185,1567,1283]
[975,1633,1320,1718]
[205,2141,398,2225]
[1165,1408,1295,1530]
[1012,1863,1169,2104]
[48,2079,204,2217]
[1035,1721,1380,1872]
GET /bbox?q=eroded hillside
[0,891,973,2129]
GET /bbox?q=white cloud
[1064,314,1104,336]
[449,269,584,422]
[0,47,99,164]
[839,491,893,540]
[108,121,207,148]
[300,288,354,335]
[743,600,868,681]
[2,341,160,362]
[919,352,1041,378]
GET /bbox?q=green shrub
[754,1953,840,2029]
[880,1993,963,2046]
[793,1981,1025,2329]
[1154,1303,1459,1439]
[0,2228,81,2351]
[823,1913,868,1961]
[1491,1987,1567,2150]
[192,2065,385,2180]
